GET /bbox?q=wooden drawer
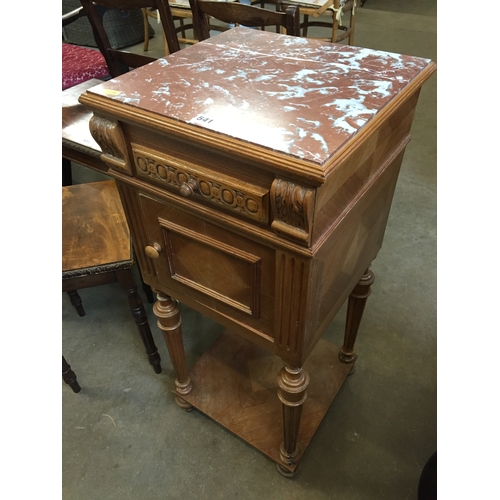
[139,192,276,341]
[131,143,270,225]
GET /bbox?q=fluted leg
[153,290,192,410]
[339,267,375,371]
[116,269,162,374]
[276,365,310,476]
[62,355,81,393]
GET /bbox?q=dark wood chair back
[190,0,300,40]
[79,0,182,76]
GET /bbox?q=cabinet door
[139,193,276,340]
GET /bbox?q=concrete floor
[62,1,436,498]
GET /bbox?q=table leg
[116,269,162,374]
[277,364,310,476]
[153,290,193,411]
[339,267,375,370]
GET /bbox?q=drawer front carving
[132,144,269,224]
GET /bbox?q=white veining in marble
[88,28,432,164]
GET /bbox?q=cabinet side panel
[312,90,420,245]
[303,146,408,361]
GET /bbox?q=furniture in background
[63,1,182,184]
[62,7,110,91]
[62,180,162,384]
[62,7,110,187]
[63,0,154,49]
[63,79,110,176]
[418,451,437,500]
[79,27,435,475]
[63,77,155,301]
[143,1,198,53]
[143,7,168,53]
[80,0,182,74]
[62,356,81,393]
[279,0,357,44]
[192,0,300,39]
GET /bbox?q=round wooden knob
[179,179,198,197]
[145,243,162,259]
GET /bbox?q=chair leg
[142,8,150,51]
[142,282,155,304]
[62,158,72,186]
[62,356,81,393]
[348,3,357,45]
[132,249,155,304]
[115,269,162,374]
[67,290,85,317]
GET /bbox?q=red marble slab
[86,27,432,165]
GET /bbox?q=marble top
[86,27,432,165]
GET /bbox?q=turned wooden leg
[116,269,162,374]
[67,290,85,317]
[62,158,72,186]
[142,282,155,304]
[339,267,375,371]
[62,355,81,393]
[132,249,155,304]
[153,290,193,410]
[276,365,310,477]
[142,8,150,52]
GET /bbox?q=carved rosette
[271,178,315,246]
[89,114,132,174]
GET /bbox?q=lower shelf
[181,330,352,473]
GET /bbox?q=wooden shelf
[182,330,352,473]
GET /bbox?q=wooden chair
[62,6,111,186]
[62,180,162,392]
[62,1,181,185]
[79,0,183,77]
[143,1,198,54]
[278,0,358,44]
[62,7,110,91]
[190,0,301,40]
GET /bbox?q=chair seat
[62,43,109,90]
[62,180,132,276]
[62,180,162,378]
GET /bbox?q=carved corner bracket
[89,114,132,175]
[270,178,315,246]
